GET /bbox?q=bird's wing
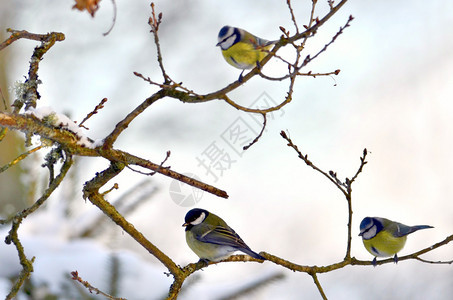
[393,223,433,237]
[255,36,275,47]
[196,224,251,250]
[244,31,275,49]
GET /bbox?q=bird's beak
[215,42,221,47]
[358,232,363,236]
[182,222,189,227]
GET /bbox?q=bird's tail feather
[413,225,434,231]
[241,248,265,260]
[406,225,434,235]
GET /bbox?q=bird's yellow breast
[221,41,271,70]
[362,230,407,257]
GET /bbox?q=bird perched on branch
[359,216,433,265]
[216,25,276,81]
[183,208,265,262]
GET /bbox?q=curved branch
[83,162,183,278]
[103,90,165,149]
[4,152,73,299]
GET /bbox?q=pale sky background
[1,0,453,299]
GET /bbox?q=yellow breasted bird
[359,216,433,265]
[216,25,276,81]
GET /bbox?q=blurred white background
[1,0,452,299]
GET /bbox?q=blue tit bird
[216,25,276,81]
[182,208,265,262]
[359,217,433,265]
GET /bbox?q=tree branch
[0,111,229,198]
[82,162,184,279]
[3,152,73,299]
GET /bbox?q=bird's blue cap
[218,25,230,38]
[359,217,372,231]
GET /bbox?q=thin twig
[103,0,117,36]
[78,97,108,129]
[260,69,341,82]
[221,92,290,115]
[286,0,300,34]
[134,71,198,96]
[347,148,368,187]
[127,150,171,175]
[76,180,157,239]
[301,0,318,48]
[0,86,7,110]
[300,15,354,69]
[148,3,169,83]
[0,145,43,173]
[414,258,453,265]
[218,272,285,300]
[280,130,348,197]
[101,183,119,196]
[260,13,352,82]
[0,127,7,142]
[310,272,328,300]
[71,271,126,300]
[243,113,267,150]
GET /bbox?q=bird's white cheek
[220,35,236,50]
[190,212,206,225]
[362,225,377,240]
